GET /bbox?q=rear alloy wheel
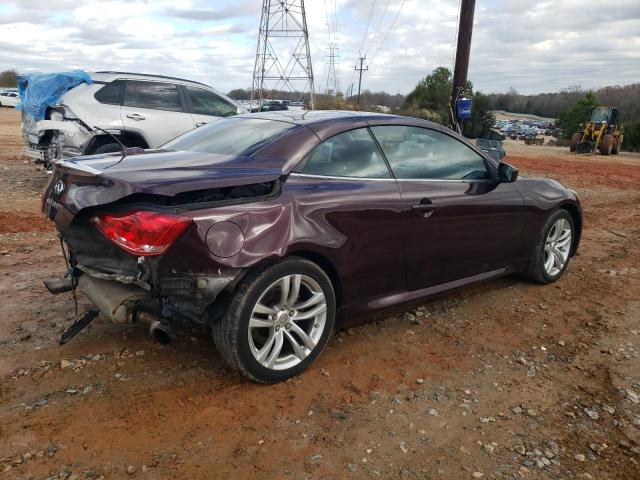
[213,258,335,383]
[523,209,574,284]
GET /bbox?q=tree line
[488,84,640,150]
[4,67,637,150]
[0,70,18,87]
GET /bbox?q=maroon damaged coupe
[42,111,582,382]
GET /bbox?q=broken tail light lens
[90,210,192,256]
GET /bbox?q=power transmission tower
[354,55,368,106]
[450,0,475,132]
[325,44,340,95]
[252,0,315,109]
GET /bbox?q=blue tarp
[17,70,92,120]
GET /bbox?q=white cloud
[0,0,638,95]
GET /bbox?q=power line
[451,0,461,73]
[332,0,339,40]
[359,0,377,54]
[324,0,338,44]
[368,0,391,53]
[368,0,407,64]
[323,0,340,95]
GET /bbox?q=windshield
[163,117,297,156]
[590,107,610,123]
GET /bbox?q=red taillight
[90,210,192,256]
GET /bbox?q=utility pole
[345,82,354,100]
[251,0,315,109]
[450,0,475,131]
[355,55,368,106]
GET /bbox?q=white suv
[22,71,241,164]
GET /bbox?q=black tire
[212,257,336,383]
[612,135,622,154]
[92,142,122,154]
[569,132,581,152]
[599,134,613,156]
[523,209,575,284]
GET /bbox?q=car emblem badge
[54,180,65,195]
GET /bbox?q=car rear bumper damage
[46,238,245,343]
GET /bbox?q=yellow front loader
[570,106,623,155]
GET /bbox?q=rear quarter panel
[159,174,405,312]
[61,83,124,132]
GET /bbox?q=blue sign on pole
[456,98,473,120]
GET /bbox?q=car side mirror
[498,162,519,183]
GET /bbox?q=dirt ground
[1,107,639,480]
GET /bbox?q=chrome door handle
[126,113,145,121]
[411,204,439,212]
[411,201,440,218]
[195,122,208,127]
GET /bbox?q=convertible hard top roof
[245,110,389,124]
[238,110,444,140]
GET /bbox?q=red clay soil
[0,211,50,234]
[508,154,640,190]
[1,109,639,479]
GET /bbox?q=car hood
[43,149,284,226]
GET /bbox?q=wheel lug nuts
[275,326,280,331]
[286,323,291,329]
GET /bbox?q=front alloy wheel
[523,209,575,284]
[213,258,335,383]
[543,218,572,277]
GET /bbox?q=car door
[120,80,194,147]
[369,125,525,290]
[289,127,405,311]
[184,85,238,129]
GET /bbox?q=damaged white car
[20,71,241,166]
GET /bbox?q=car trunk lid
[43,149,283,227]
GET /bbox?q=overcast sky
[0,0,638,95]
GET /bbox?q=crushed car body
[43,116,303,331]
[20,70,241,167]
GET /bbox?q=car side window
[123,81,184,112]
[297,128,391,179]
[94,80,125,105]
[370,126,489,180]
[186,86,236,117]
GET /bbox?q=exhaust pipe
[78,275,155,324]
[44,276,74,294]
[149,320,172,344]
